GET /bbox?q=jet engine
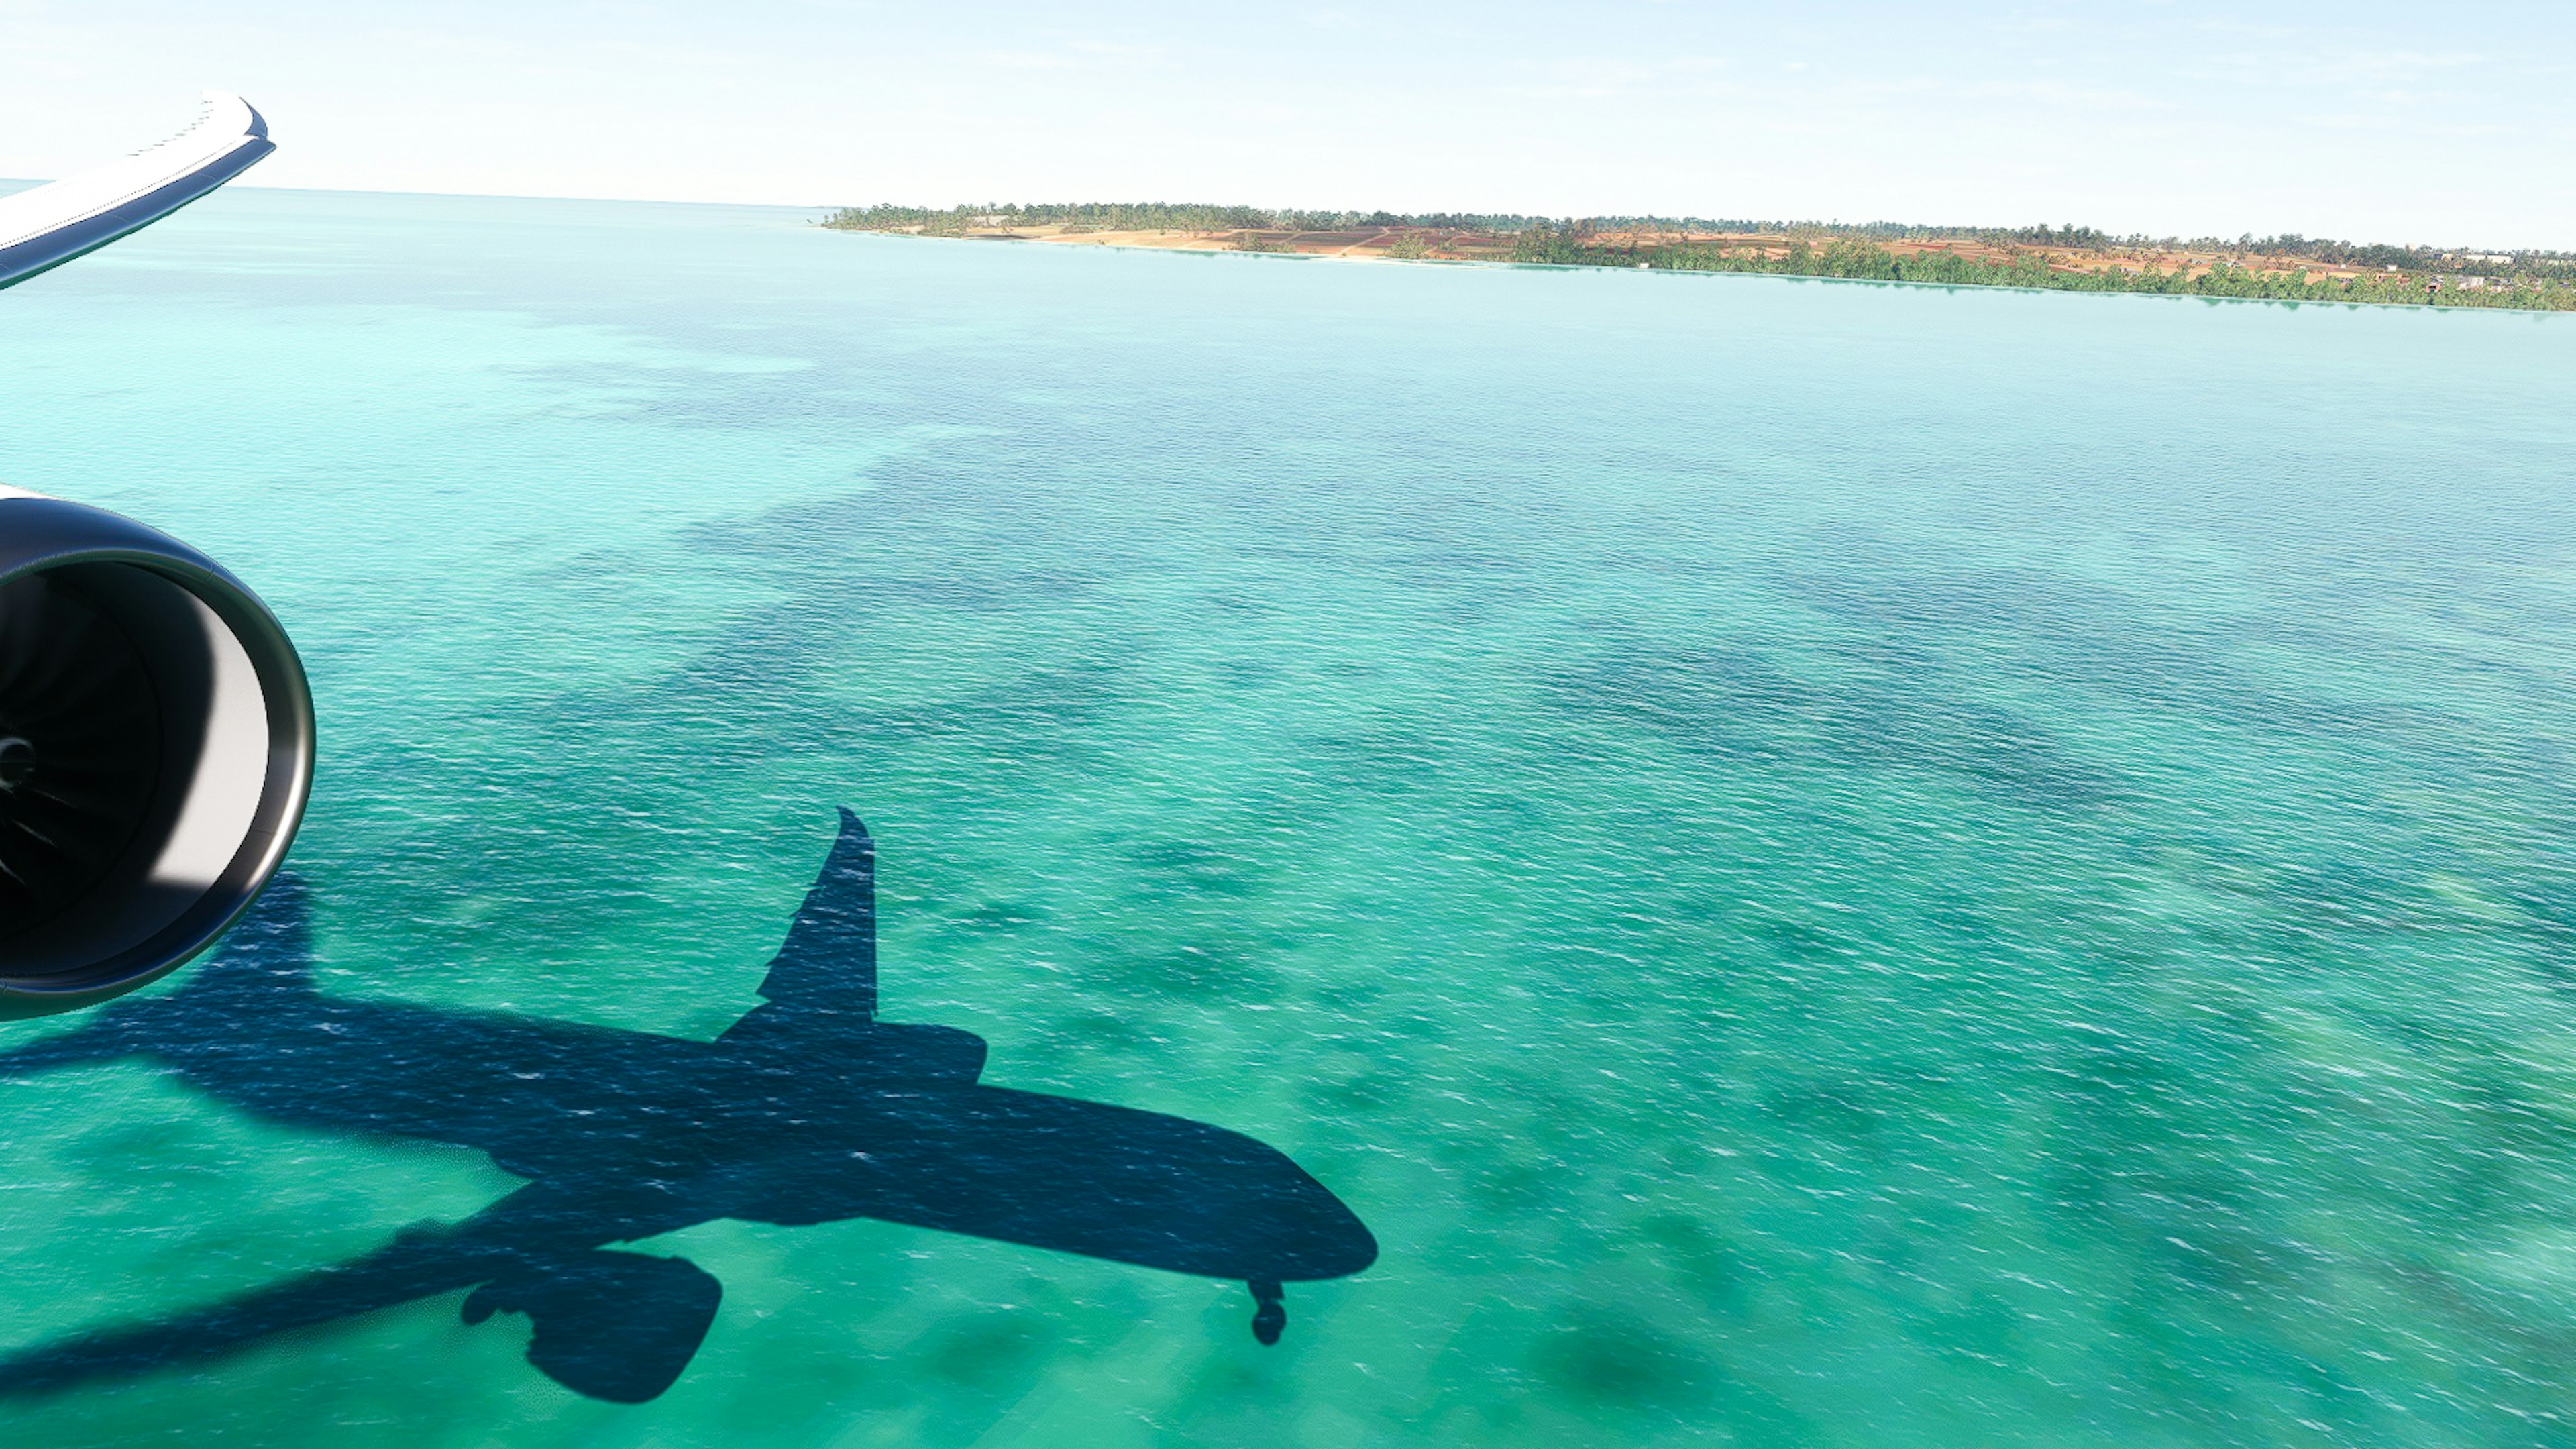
[0,491,311,1018]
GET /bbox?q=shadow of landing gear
[1251,1279,1287,1346]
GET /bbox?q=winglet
[748,808,876,1024]
[0,92,278,291]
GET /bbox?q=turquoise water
[5,189,2576,1446]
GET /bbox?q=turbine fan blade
[0,572,162,942]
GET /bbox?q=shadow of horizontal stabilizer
[0,813,1375,1401]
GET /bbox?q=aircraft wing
[0,92,274,291]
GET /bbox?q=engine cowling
[0,491,312,1018]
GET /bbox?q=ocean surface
[4,188,2576,1448]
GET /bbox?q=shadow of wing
[0,1227,513,1399]
[0,1175,702,1401]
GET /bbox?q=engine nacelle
[0,492,312,1018]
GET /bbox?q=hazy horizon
[3,176,2555,260]
[2,1,2570,252]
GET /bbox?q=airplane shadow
[0,812,1375,1403]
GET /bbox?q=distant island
[824,203,2576,313]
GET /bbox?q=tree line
[823,202,1567,235]
[1506,225,2575,311]
[822,203,2572,309]
[832,204,2565,268]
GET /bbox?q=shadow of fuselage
[0,812,1375,1402]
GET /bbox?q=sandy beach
[871,219,2393,287]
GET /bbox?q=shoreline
[830,227,2576,317]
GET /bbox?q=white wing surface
[0,93,274,290]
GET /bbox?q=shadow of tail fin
[718,808,877,1049]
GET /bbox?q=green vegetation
[1509,223,2576,311]
[822,202,1540,235]
[823,204,2576,313]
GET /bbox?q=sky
[1,1,2570,248]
